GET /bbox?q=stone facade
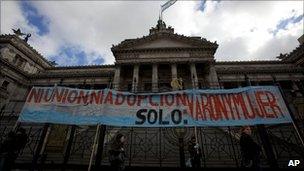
[0,20,303,169]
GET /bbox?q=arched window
[12,54,19,63]
[13,54,25,67]
[1,80,9,90]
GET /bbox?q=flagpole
[160,0,177,21]
[41,83,58,153]
[31,84,57,170]
[88,124,100,171]
[88,82,109,170]
[276,82,304,147]
[36,83,58,158]
[291,119,304,147]
[194,126,198,144]
[159,8,162,21]
[39,125,52,157]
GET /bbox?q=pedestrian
[15,127,28,154]
[109,133,126,171]
[187,136,202,168]
[0,127,28,171]
[240,126,262,171]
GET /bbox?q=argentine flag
[161,0,177,12]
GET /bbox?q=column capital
[188,62,197,65]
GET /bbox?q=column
[190,63,198,89]
[171,63,178,90]
[171,63,177,79]
[208,64,219,88]
[132,64,139,92]
[152,64,158,92]
[113,65,121,90]
[292,81,302,97]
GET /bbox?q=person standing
[240,126,262,171]
[0,127,28,171]
[109,133,126,171]
[188,136,202,168]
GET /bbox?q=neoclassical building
[0,20,303,170]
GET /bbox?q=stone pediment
[111,20,218,62]
[132,37,193,49]
[111,33,218,52]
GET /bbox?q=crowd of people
[0,126,262,171]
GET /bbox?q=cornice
[51,64,115,70]
[30,71,114,79]
[215,60,286,65]
[0,34,53,69]
[114,47,216,53]
[0,58,29,78]
[216,67,304,74]
[115,57,214,65]
[0,58,31,86]
[277,43,304,62]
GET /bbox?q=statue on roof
[50,60,58,66]
[24,34,31,42]
[12,28,26,36]
[277,53,288,59]
[157,19,166,30]
[12,28,31,43]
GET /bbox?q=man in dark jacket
[0,127,28,171]
[240,126,262,171]
[109,133,126,171]
[188,136,202,168]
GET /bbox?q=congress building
[0,20,304,170]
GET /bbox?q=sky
[1,0,303,66]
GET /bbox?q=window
[127,84,132,91]
[1,81,9,90]
[93,84,108,89]
[144,83,151,91]
[159,83,171,92]
[222,82,239,89]
[12,55,18,64]
[17,58,25,67]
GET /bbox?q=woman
[187,136,202,168]
[109,133,126,171]
[240,126,262,171]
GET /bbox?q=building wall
[0,34,303,169]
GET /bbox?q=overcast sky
[1,1,303,66]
